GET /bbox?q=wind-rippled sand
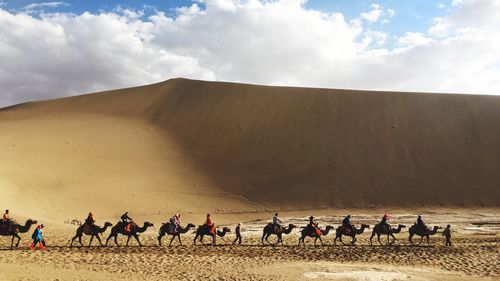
[0,210,499,281]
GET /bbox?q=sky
[0,0,499,107]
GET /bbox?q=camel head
[398,224,407,229]
[104,222,113,227]
[433,226,441,231]
[145,222,154,227]
[27,219,38,225]
[288,224,296,229]
[361,224,370,229]
[186,223,196,228]
[325,225,334,231]
[221,227,231,233]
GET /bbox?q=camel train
[1,212,444,248]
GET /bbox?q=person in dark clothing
[121,212,133,232]
[309,216,321,236]
[233,223,242,245]
[443,224,452,246]
[342,215,353,233]
[416,215,426,229]
[85,212,95,226]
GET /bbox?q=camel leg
[133,234,142,247]
[126,235,131,246]
[389,233,396,245]
[265,234,272,245]
[377,234,382,245]
[158,232,164,247]
[409,233,414,246]
[416,236,423,246]
[177,234,182,246]
[279,234,283,246]
[369,232,374,245]
[426,235,430,246]
[193,233,198,245]
[89,235,94,247]
[261,232,266,245]
[70,234,80,247]
[200,234,206,245]
[169,235,175,246]
[316,236,323,246]
[114,234,120,246]
[10,235,15,247]
[212,234,216,245]
[95,234,103,246]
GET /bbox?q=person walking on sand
[233,223,242,245]
[443,224,452,246]
[29,224,46,250]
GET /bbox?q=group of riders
[3,208,432,237]
[272,212,430,235]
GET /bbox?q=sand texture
[1,79,500,223]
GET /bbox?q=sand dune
[1,78,500,221]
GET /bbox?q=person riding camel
[416,215,427,231]
[85,212,95,226]
[169,213,180,233]
[204,213,215,235]
[273,213,283,232]
[309,216,321,236]
[121,212,133,232]
[342,215,353,234]
[2,209,13,231]
[381,213,390,230]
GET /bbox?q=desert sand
[0,209,499,280]
[0,78,499,280]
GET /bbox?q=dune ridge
[1,78,499,220]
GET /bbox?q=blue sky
[0,0,499,107]
[2,0,458,44]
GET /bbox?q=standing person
[29,224,46,250]
[443,225,452,246]
[121,212,133,232]
[233,223,242,245]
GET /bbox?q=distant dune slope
[1,78,499,220]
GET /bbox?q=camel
[298,225,334,246]
[334,224,369,245]
[105,221,153,247]
[409,225,440,246]
[369,224,406,245]
[193,225,231,245]
[70,222,113,247]
[261,223,296,246]
[158,222,196,246]
[0,219,37,247]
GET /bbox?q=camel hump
[83,224,92,235]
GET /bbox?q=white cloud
[452,0,463,6]
[398,32,433,46]
[24,2,69,10]
[0,0,499,107]
[360,4,394,24]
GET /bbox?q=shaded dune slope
[1,78,499,219]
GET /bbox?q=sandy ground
[0,209,498,281]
